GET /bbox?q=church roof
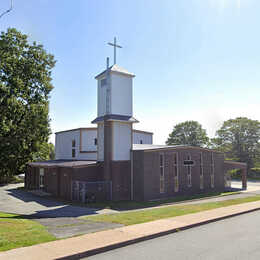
[28,160,96,168]
[132,144,223,153]
[95,64,135,79]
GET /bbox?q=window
[101,78,107,87]
[200,152,204,189]
[187,154,192,188]
[39,168,44,188]
[140,140,143,144]
[173,153,179,192]
[211,152,215,188]
[94,138,98,145]
[72,139,76,158]
[159,153,165,193]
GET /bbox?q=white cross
[108,37,122,65]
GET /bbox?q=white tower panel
[110,73,133,116]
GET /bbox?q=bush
[229,169,242,179]
[0,175,23,185]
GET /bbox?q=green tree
[213,117,260,169]
[166,121,209,147]
[0,28,55,183]
[33,142,55,161]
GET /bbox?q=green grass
[84,195,260,226]
[0,212,56,252]
[86,191,240,211]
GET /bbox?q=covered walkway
[224,161,247,190]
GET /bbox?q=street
[88,210,260,260]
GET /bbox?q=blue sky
[1,0,260,144]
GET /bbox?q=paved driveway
[232,180,260,192]
[0,183,115,217]
[0,184,120,238]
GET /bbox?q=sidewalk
[1,201,260,260]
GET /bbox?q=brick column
[242,168,247,190]
[104,119,112,181]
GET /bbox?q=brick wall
[111,161,131,201]
[133,147,225,201]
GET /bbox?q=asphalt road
[88,210,260,260]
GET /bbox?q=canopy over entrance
[224,161,247,190]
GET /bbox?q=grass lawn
[84,195,260,226]
[0,212,56,252]
[86,191,240,210]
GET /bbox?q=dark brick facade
[133,147,226,201]
[111,161,131,201]
[25,146,247,202]
[26,163,103,200]
[25,161,131,201]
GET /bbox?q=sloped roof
[132,144,223,153]
[95,64,135,79]
[28,160,96,168]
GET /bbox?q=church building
[25,39,247,202]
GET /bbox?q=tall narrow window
[211,152,215,188]
[72,139,76,158]
[39,168,44,188]
[173,153,179,192]
[187,154,192,188]
[140,140,143,144]
[94,138,98,145]
[159,153,165,193]
[200,152,204,189]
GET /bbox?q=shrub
[229,169,241,179]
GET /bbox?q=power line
[0,0,13,20]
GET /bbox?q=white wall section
[81,129,97,151]
[55,128,152,161]
[112,122,132,160]
[110,73,133,116]
[133,131,153,144]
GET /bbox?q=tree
[0,28,55,183]
[213,117,260,169]
[33,142,55,161]
[166,121,209,147]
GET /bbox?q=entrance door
[39,168,44,189]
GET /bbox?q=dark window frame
[72,148,76,158]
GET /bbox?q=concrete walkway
[1,200,260,260]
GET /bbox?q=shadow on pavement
[5,187,99,218]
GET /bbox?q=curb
[56,206,260,260]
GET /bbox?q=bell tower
[92,38,138,183]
